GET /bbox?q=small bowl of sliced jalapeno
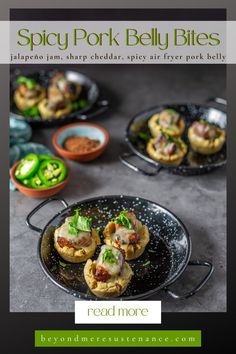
[10,153,70,198]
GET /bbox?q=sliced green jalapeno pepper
[38,159,67,187]
[21,178,32,188]
[15,154,39,181]
[38,154,52,162]
[30,174,47,189]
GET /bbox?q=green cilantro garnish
[113,210,133,230]
[138,132,151,142]
[199,119,207,124]
[164,108,178,115]
[50,265,57,272]
[77,214,92,232]
[68,209,79,235]
[16,76,37,90]
[160,129,175,144]
[59,261,67,267]
[166,126,177,131]
[102,248,118,265]
[22,106,40,118]
[96,227,101,234]
[148,249,156,253]
[71,99,88,111]
[142,260,151,267]
[68,209,92,236]
[167,135,175,144]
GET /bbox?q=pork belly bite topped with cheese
[103,210,150,260]
[94,245,125,282]
[84,244,133,298]
[54,209,99,263]
[188,120,226,155]
[112,211,140,246]
[14,76,46,111]
[147,130,187,166]
[153,131,179,156]
[38,72,82,119]
[191,121,219,140]
[148,108,185,138]
[158,109,180,128]
[50,72,82,101]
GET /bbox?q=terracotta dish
[52,122,109,162]
[10,158,70,198]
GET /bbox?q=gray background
[10,64,226,312]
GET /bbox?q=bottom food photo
[26,196,213,300]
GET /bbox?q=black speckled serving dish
[10,69,109,128]
[121,102,226,176]
[26,196,213,300]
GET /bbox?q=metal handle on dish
[119,152,163,176]
[26,197,69,233]
[164,260,214,300]
[78,99,109,120]
[207,97,227,106]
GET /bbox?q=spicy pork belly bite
[188,120,225,155]
[38,82,72,119]
[148,108,185,138]
[103,210,150,260]
[38,71,83,119]
[54,209,100,263]
[14,76,46,111]
[84,245,133,298]
[147,130,187,166]
[50,72,82,101]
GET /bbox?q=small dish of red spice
[63,136,100,154]
[52,122,109,162]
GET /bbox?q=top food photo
[123,102,226,176]
[10,69,109,126]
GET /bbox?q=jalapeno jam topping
[14,153,67,189]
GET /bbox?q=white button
[75,301,161,324]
